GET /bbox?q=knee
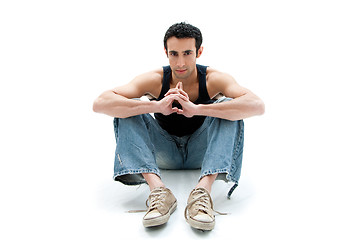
[209,117,244,138]
[114,114,148,129]
[214,96,233,103]
[113,114,150,140]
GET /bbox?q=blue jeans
[113,98,244,197]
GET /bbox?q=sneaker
[184,187,215,231]
[143,187,177,227]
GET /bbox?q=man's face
[165,37,202,80]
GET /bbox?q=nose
[177,56,185,68]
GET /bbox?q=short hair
[163,22,203,56]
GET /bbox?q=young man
[93,22,265,230]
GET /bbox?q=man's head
[164,22,203,79]
[164,22,203,57]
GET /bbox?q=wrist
[150,100,161,113]
[194,104,206,116]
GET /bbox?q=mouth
[175,69,187,74]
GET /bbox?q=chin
[174,69,193,79]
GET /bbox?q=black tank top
[153,64,214,137]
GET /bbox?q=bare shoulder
[135,68,163,83]
[112,68,163,99]
[206,67,249,98]
[206,67,234,82]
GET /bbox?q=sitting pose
[93,22,265,230]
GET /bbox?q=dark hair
[164,22,203,56]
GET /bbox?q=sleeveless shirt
[153,64,214,137]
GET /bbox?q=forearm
[93,91,158,118]
[196,96,265,121]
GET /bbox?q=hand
[164,82,189,100]
[157,83,190,115]
[158,82,197,117]
[157,94,180,115]
[166,94,197,118]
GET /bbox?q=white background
[1,0,359,239]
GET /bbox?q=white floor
[95,170,256,239]
[1,1,360,239]
[2,111,359,240]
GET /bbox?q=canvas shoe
[184,187,215,231]
[143,187,177,227]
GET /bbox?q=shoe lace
[127,188,167,213]
[184,188,227,220]
[146,188,167,211]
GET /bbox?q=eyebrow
[169,50,194,54]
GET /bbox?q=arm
[172,70,265,121]
[93,70,179,118]
[196,91,265,121]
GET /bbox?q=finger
[165,95,176,104]
[165,89,179,97]
[174,93,189,102]
[165,88,189,99]
[172,107,179,112]
[165,93,176,100]
[166,94,182,102]
[176,109,184,114]
[175,82,181,89]
[178,89,189,99]
[165,92,187,102]
[165,94,180,105]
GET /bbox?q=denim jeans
[113,97,244,197]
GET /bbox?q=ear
[196,46,204,58]
[164,47,168,57]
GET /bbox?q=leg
[185,98,245,230]
[195,173,218,193]
[186,98,245,196]
[142,173,165,191]
[113,115,160,185]
[113,114,178,228]
[113,112,183,185]
[185,116,244,231]
[197,117,244,194]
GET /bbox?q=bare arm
[93,70,160,118]
[93,69,183,118]
[93,91,158,118]
[171,70,265,121]
[196,91,265,121]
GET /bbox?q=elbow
[92,97,103,113]
[93,90,115,114]
[248,99,265,117]
[256,100,265,115]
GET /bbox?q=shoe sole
[143,201,177,228]
[186,217,215,231]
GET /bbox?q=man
[93,22,265,231]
